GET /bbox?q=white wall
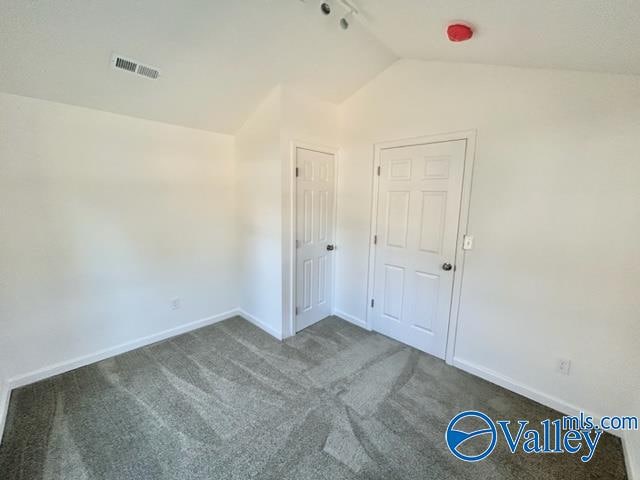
[235,87,284,337]
[235,86,339,338]
[1,62,638,462]
[0,92,238,381]
[337,60,640,420]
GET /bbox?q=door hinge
[371,299,375,308]
[295,167,299,177]
[377,165,381,176]
[373,235,377,245]
[295,306,299,315]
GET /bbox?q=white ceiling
[2,1,639,133]
[359,0,640,76]
[0,1,394,133]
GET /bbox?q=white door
[372,139,466,358]
[296,147,336,332]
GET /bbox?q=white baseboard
[452,357,623,439]
[8,308,242,390]
[624,432,639,480]
[333,309,369,330]
[237,309,283,340]
[0,380,10,445]
[0,307,284,444]
[2,310,633,479]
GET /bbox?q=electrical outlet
[171,298,181,310]
[557,359,571,375]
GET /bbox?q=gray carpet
[0,316,628,479]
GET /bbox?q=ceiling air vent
[136,64,159,79]
[112,54,160,80]
[114,56,137,72]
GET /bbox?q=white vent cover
[112,54,160,80]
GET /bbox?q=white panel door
[372,140,466,358]
[296,147,335,332]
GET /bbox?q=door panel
[372,140,466,358]
[383,265,405,321]
[318,190,329,241]
[302,259,313,312]
[296,147,335,332]
[386,191,410,248]
[412,271,439,333]
[419,191,446,253]
[303,190,313,244]
[317,255,327,305]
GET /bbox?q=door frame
[365,130,477,365]
[286,140,339,338]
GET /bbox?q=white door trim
[286,140,339,338]
[365,130,477,365]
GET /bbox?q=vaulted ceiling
[2,0,639,133]
[360,0,640,75]
[0,1,394,133]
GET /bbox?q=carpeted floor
[0,316,628,479]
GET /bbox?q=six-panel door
[296,147,335,332]
[372,140,466,358]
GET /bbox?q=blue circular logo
[445,410,497,462]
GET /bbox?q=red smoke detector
[447,23,473,42]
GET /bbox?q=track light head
[337,1,357,31]
[320,3,331,15]
[339,8,355,30]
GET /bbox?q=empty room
[0,1,639,479]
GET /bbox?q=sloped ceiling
[359,0,640,76]
[0,0,395,133]
[2,1,639,133]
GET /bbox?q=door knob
[442,262,453,271]
[326,244,335,251]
